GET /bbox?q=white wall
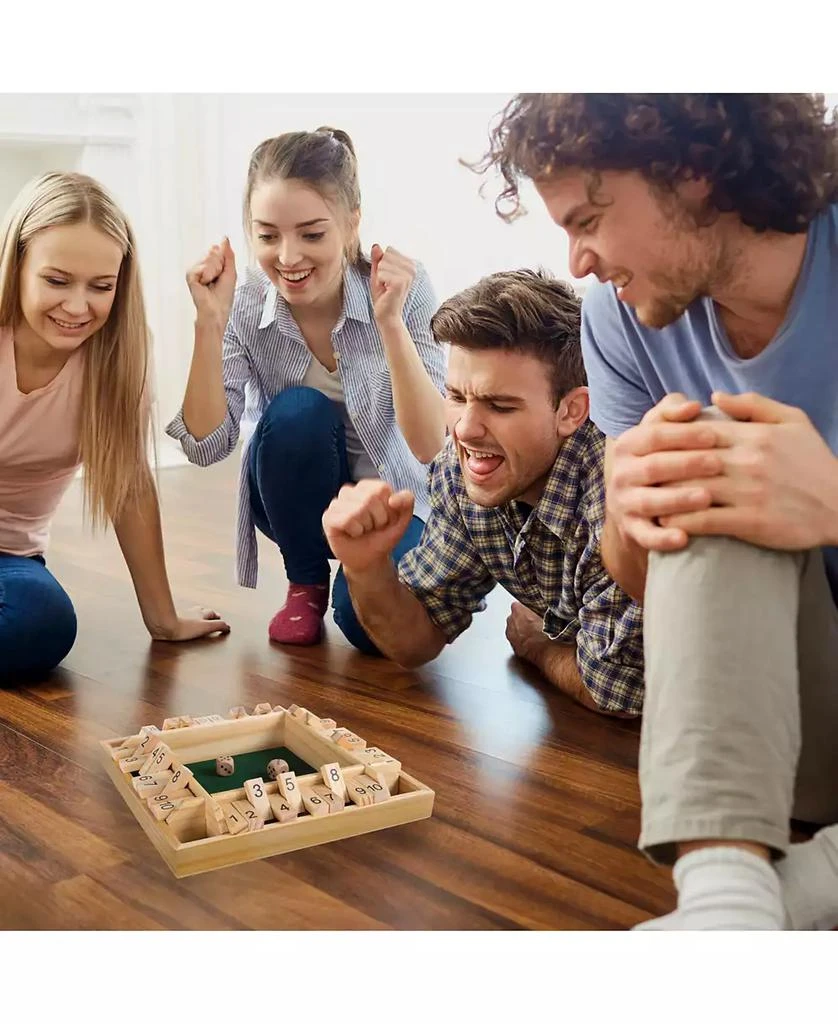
[3,92,837,464]
[205,93,572,305]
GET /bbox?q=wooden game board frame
[100,706,435,878]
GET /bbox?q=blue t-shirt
[581,201,838,600]
[581,202,838,453]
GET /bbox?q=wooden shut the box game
[100,702,435,877]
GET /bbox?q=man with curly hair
[474,93,838,930]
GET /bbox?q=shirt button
[378,464,386,473]
[333,351,341,361]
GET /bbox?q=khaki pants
[639,536,838,865]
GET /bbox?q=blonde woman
[168,127,446,650]
[0,171,229,684]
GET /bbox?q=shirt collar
[521,419,604,539]
[258,261,372,331]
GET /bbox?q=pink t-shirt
[0,326,85,557]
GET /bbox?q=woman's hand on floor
[148,607,231,642]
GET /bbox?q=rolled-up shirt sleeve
[397,451,496,642]
[574,535,645,716]
[165,317,251,466]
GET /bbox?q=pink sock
[268,583,329,646]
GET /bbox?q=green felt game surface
[185,746,316,794]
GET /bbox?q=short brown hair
[472,93,838,232]
[431,269,585,405]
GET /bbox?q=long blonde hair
[0,171,153,527]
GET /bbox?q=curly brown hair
[431,268,585,406]
[471,93,838,233]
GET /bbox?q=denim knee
[331,570,382,657]
[0,573,77,681]
[257,387,342,452]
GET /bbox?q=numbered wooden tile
[317,718,337,732]
[133,777,168,799]
[331,728,366,751]
[300,788,328,817]
[312,784,345,814]
[253,703,273,715]
[221,802,248,835]
[356,746,396,766]
[149,799,180,821]
[243,778,273,822]
[147,790,188,809]
[346,777,374,808]
[267,793,298,823]
[232,800,264,832]
[132,773,159,793]
[162,764,194,796]
[133,728,162,758]
[162,717,183,731]
[319,763,347,801]
[193,714,225,726]
[360,774,390,804]
[276,771,303,815]
[227,706,249,720]
[110,742,139,762]
[118,755,148,774]
[140,743,174,776]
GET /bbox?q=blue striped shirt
[166,260,446,588]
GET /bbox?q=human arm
[112,472,230,641]
[166,238,250,465]
[322,480,448,666]
[581,285,720,600]
[506,540,645,719]
[506,602,610,713]
[322,450,496,666]
[371,246,446,464]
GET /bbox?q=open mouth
[608,274,632,302]
[49,315,92,331]
[462,445,505,479]
[277,268,314,287]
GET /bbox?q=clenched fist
[186,236,237,326]
[322,480,415,573]
[370,244,416,326]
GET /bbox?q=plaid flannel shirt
[398,419,645,715]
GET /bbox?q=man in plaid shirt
[323,269,644,716]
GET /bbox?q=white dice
[266,758,290,781]
[215,755,235,777]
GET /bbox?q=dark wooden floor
[0,453,676,930]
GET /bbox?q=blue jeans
[248,387,425,655]
[0,553,78,684]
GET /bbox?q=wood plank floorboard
[0,454,676,929]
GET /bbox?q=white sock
[634,847,785,930]
[777,824,838,930]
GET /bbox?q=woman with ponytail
[169,127,445,651]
